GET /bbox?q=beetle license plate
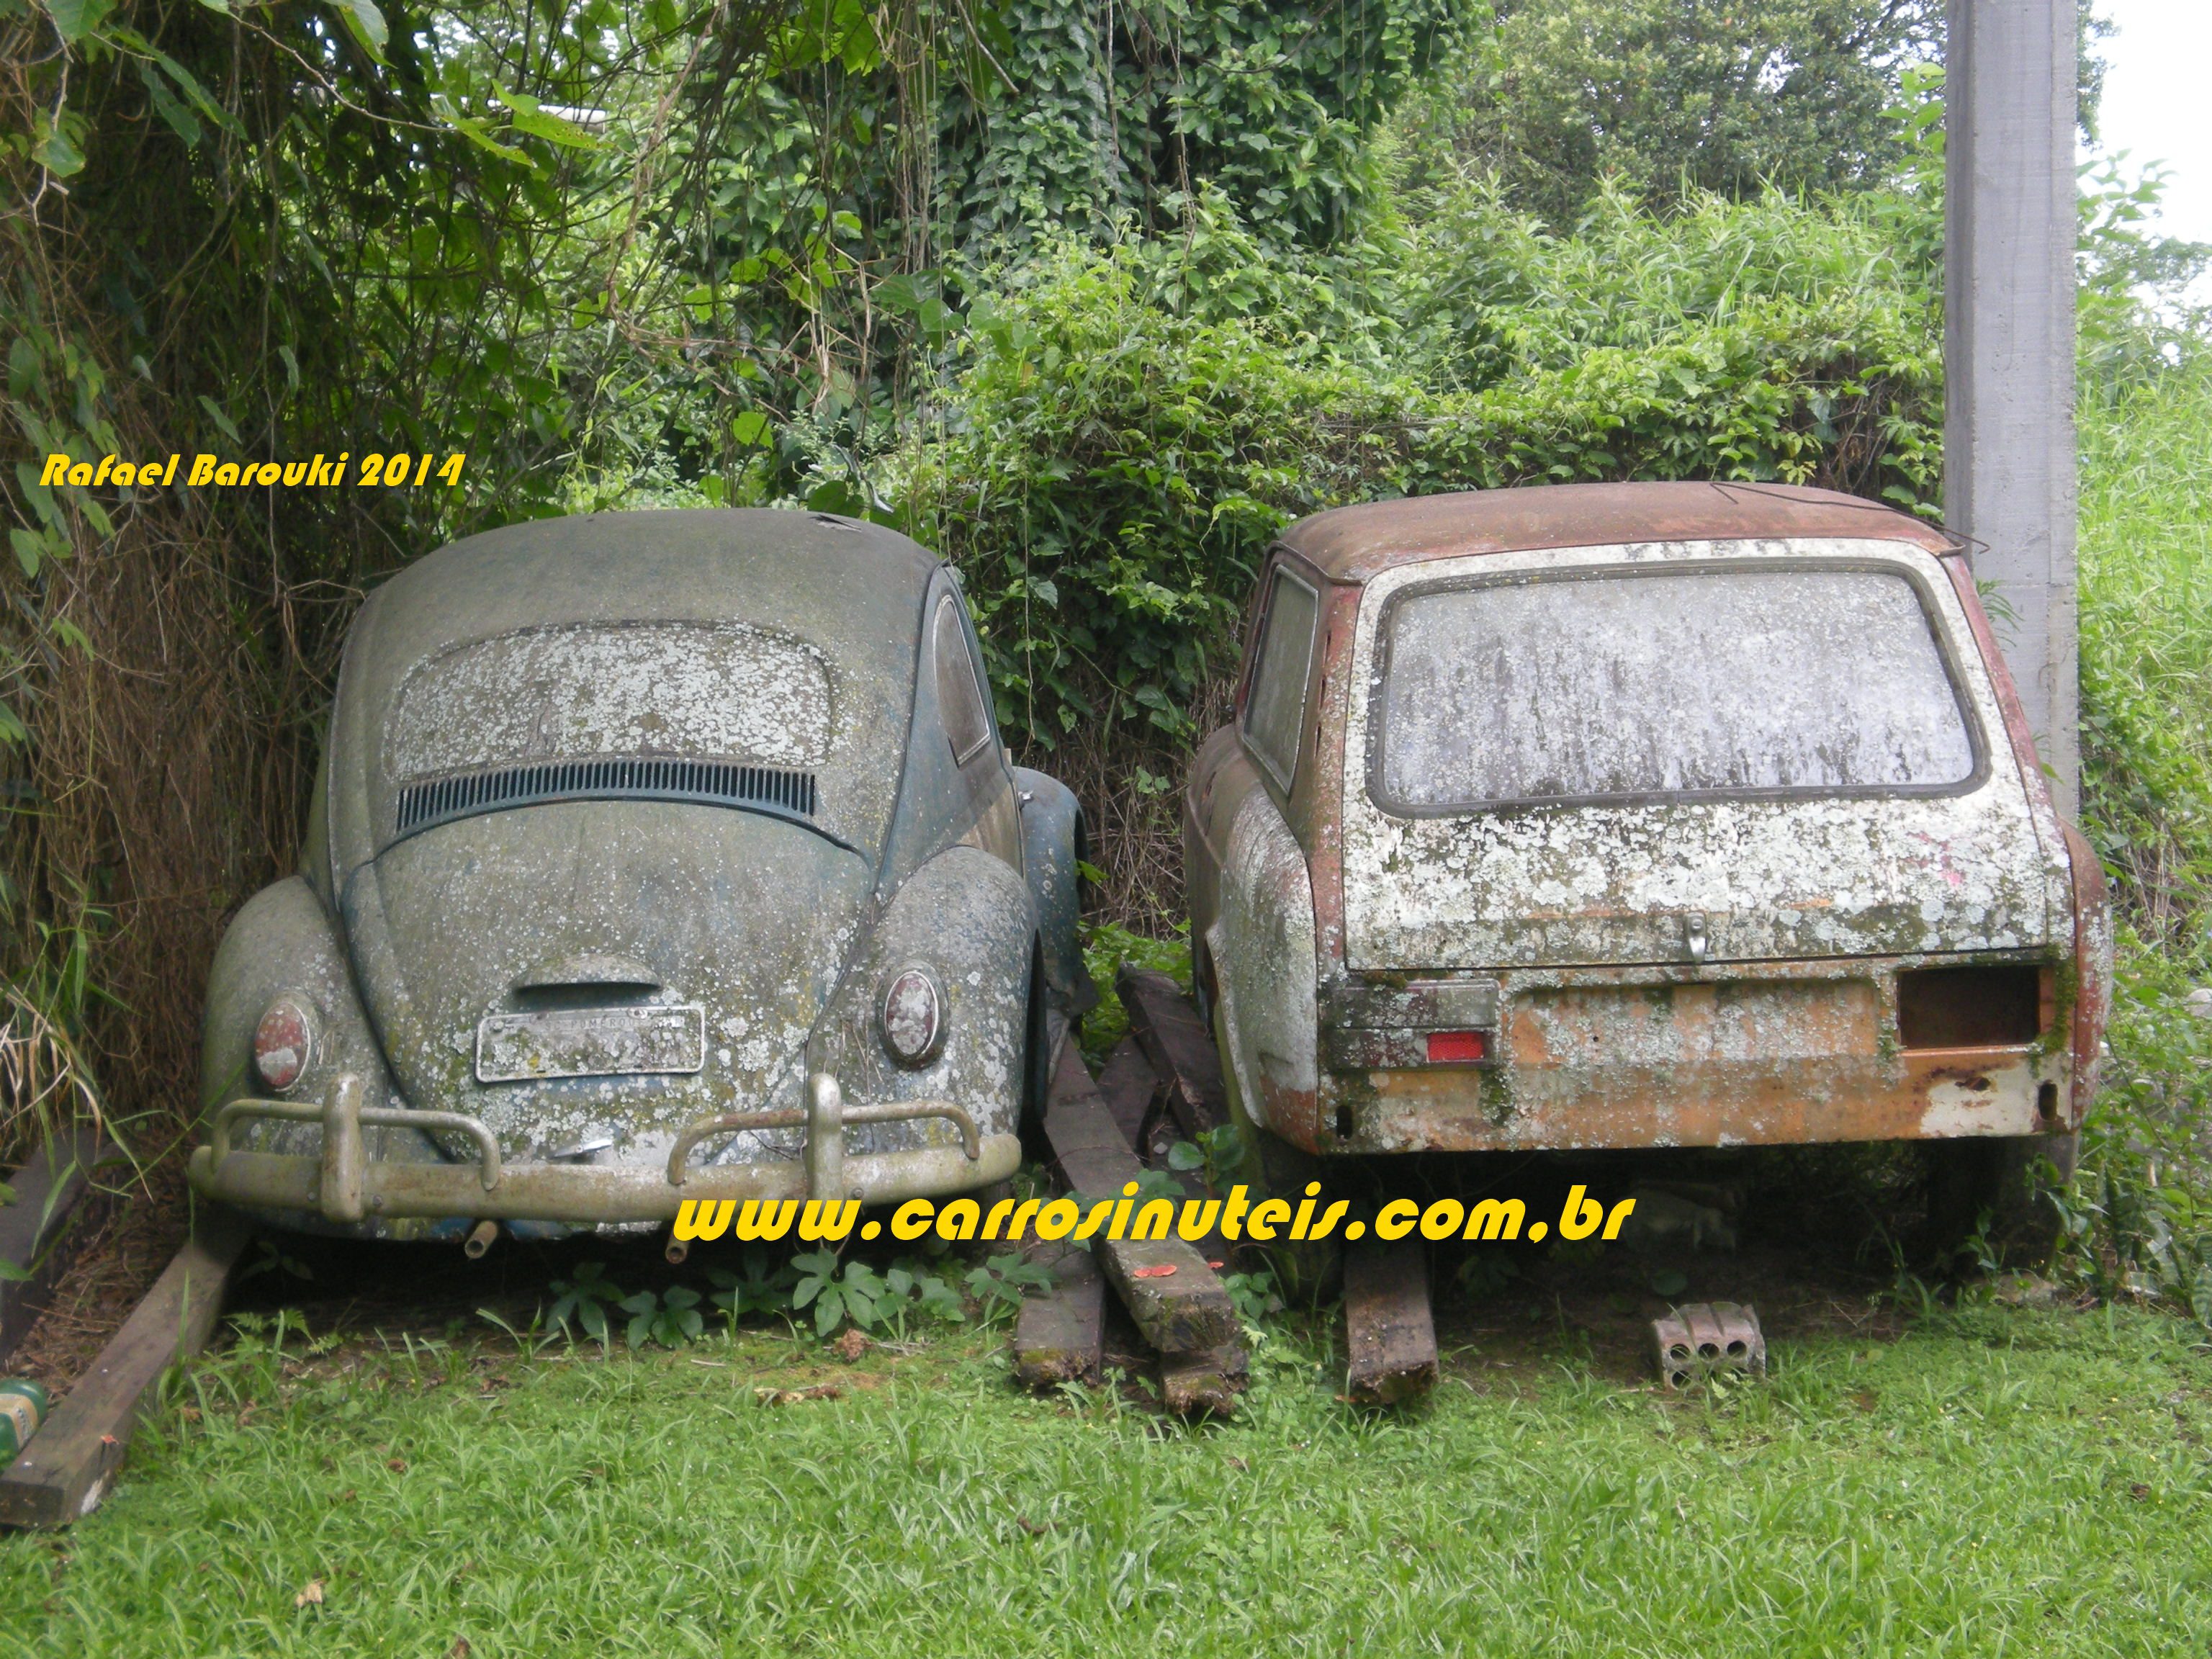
[475,1005,706,1082]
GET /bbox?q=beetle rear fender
[1012,766,1097,1019]
[1210,785,1321,1151]
[201,876,419,1159]
[812,845,1036,1153]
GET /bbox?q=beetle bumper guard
[184,1071,1020,1226]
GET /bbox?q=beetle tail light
[1426,1030,1488,1064]
[253,995,318,1092]
[881,965,947,1067]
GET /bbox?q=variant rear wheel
[1919,1132,2079,1269]
[1214,999,1342,1303]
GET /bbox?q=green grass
[4,1305,2211,1655]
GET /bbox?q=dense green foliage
[2062,358,2212,1318]
[1401,0,2110,225]
[1434,0,1943,221]
[904,182,1944,751]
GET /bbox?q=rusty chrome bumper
[184,1072,1020,1226]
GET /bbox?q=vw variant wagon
[1186,482,2110,1228]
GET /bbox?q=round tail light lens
[253,996,318,1092]
[881,966,946,1067]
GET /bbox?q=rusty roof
[1277,482,1957,583]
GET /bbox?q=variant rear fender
[1209,786,1321,1151]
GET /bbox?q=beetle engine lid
[325,510,937,878]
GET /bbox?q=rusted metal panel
[1330,955,2070,1154]
[1279,480,1957,583]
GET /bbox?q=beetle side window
[1243,566,1320,792]
[933,595,995,765]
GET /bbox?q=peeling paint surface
[1339,539,2063,970]
[1331,957,2067,1152]
[385,621,833,781]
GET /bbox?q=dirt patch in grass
[6,1161,192,1403]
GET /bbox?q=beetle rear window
[1372,565,1979,811]
[385,621,833,781]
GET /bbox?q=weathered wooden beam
[1343,1238,1438,1406]
[0,1128,117,1365]
[1041,1045,1238,1358]
[0,1205,250,1529]
[1161,1341,1248,1418]
[1114,966,1225,1138]
[1012,1240,1103,1389]
[1094,1037,1157,1152]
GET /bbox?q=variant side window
[1242,565,1321,793]
[933,593,995,765]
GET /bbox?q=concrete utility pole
[1944,0,2080,812]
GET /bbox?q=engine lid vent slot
[392,757,818,842]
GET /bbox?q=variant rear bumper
[1316,958,2079,1156]
[185,1072,1020,1226]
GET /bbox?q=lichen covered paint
[196,512,1068,1239]
[1338,539,2065,972]
[1190,512,2100,1163]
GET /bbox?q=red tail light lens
[253,996,318,1092]
[881,965,947,1067]
[1426,1030,1488,1064]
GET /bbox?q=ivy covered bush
[902,177,1944,760]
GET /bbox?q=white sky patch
[2087,0,2212,263]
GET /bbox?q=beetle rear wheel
[1020,939,1053,1133]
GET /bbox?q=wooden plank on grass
[1042,1046,1238,1357]
[1343,1238,1438,1406]
[0,1128,116,1366]
[0,1205,251,1529]
[1012,1241,1103,1389]
[1161,1341,1248,1418]
[1115,966,1226,1137]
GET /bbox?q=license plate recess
[475,1005,706,1082]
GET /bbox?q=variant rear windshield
[1371,563,1981,812]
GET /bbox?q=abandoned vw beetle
[1187,482,2110,1210]
[192,509,1092,1240]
